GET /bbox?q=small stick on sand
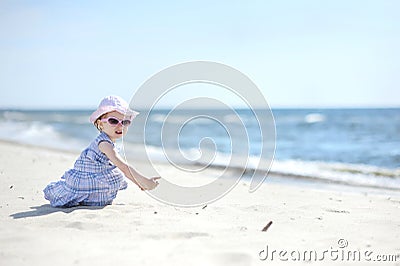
[261,221,273,232]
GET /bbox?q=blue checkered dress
[43,132,128,207]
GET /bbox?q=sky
[0,0,399,109]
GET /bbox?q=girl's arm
[98,141,160,190]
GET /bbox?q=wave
[0,120,87,151]
[137,145,400,191]
[149,114,217,125]
[2,110,89,124]
[304,113,326,123]
[269,160,400,190]
[1,109,398,192]
[1,119,398,191]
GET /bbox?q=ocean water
[1,108,399,190]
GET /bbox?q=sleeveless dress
[43,132,128,207]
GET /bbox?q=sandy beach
[1,140,399,266]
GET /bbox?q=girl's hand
[98,141,161,191]
[140,177,161,191]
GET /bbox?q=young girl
[44,95,160,207]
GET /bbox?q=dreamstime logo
[125,61,276,207]
[259,239,400,262]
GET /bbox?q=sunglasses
[101,116,132,126]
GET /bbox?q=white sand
[1,140,399,266]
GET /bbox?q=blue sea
[1,108,399,191]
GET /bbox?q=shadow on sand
[10,204,105,219]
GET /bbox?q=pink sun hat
[89,95,139,123]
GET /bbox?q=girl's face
[98,111,131,141]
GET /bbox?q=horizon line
[1,105,400,111]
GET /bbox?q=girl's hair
[94,113,108,132]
